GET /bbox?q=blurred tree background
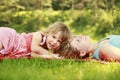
[0,0,120,40]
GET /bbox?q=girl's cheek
[56,43,60,47]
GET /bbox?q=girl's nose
[53,39,57,44]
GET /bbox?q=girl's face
[70,35,91,53]
[46,31,62,51]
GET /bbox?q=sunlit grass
[0,58,120,80]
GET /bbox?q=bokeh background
[0,0,120,40]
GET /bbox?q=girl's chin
[47,46,56,51]
[47,46,52,50]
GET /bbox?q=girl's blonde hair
[44,22,71,42]
[56,40,80,59]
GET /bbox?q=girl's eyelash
[58,40,62,43]
[52,35,55,38]
[77,39,80,42]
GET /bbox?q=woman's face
[46,31,62,51]
[70,35,91,53]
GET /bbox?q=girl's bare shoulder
[32,31,43,42]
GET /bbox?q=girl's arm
[30,31,62,59]
[31,52,62,60]
[0,41,3,50]
[100,45,120,62]
[31,31,50,55]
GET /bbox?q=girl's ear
[80,51,86,57]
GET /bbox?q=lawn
[0,58,120,80]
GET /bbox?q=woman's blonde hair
[44,21,71,42]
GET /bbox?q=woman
[69,35,120,62]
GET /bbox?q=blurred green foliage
[0,0,120,40]
[51,0,72,10]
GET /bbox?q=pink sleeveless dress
[0,27,33,60]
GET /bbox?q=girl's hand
[52,54,64,60]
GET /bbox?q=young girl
[68,35,120,62]
[0,22,71,60]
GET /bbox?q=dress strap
[39,31,46,45]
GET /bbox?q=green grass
[0,59,120,80]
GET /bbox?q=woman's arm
[100,45,120,62]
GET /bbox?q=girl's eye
[58,40,62,43]
[77,39,80,42]
[52,35,56,38]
